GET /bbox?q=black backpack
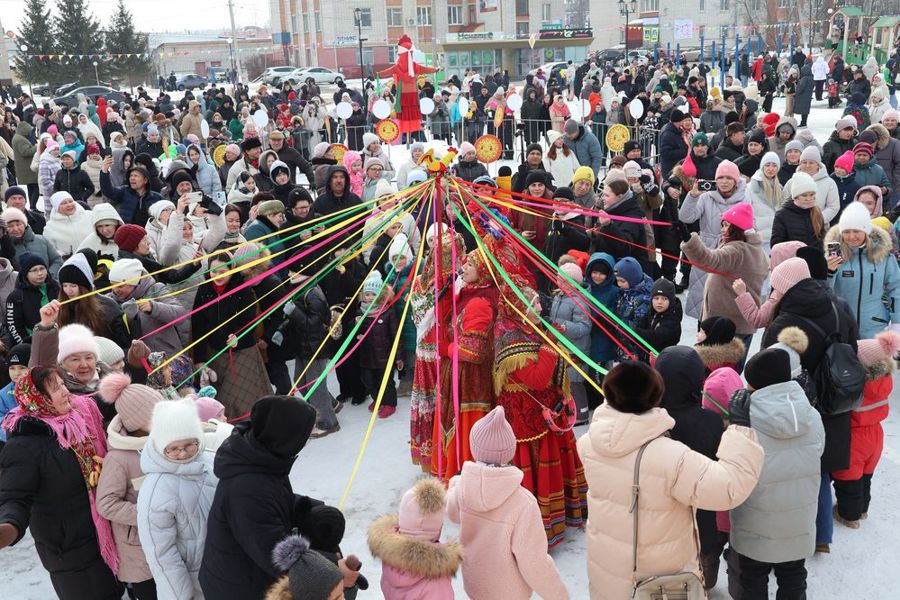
[796,303,866,416]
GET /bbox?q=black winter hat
[498,165,512,177]
[250,395,317,459]
[170,169,196,191]
[241,136,262,151]
[668,109,688,123]
[553,186,575,202]
[623,140,641,155]
[698,316,736,346]
[525,143,543,156]
[525,171,548,188]
[59,260,93,291]
[796,246,828,280]
[724,111,741,125]
[7,343,31,367]
[650,277,676,305]
[297,505,346,555]
[745,348,792,390]
[748,128,767,146]
[18,252,47,277]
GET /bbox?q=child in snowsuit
[832,330,900,528]
[356,273,403,418]
[549,261,592,424]
[369,478,463,600]
[634,277,682,362]
[612,256,652,362]
[584,253,619,407]
[694,316,745,374]
[447,406,569,600]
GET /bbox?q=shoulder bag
[630,438,706,600]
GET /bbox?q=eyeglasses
[164,441,199,457]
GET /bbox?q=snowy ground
[2,95,898,597]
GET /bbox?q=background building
[150,27,273,80]
[270,0,594,80]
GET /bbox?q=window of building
[778,0,789,6]
[302,14,309,32]
[750,0,762,9]
[699,0,705,11]
[315,12,321,32]
[541,3,551,21]
[516,22,529,36]
[386,7,403,27]
[356,8,372,28]
[417,6,432,25]
[448,5,463,25]
[720,0,729,10]
[389,46,398,63]
[469,4,476,23]
[516,0,528,17]
[641,0,660,10]
[361,47,374,66]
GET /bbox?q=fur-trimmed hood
[368,515,463,578]
[864,357,896,381]
[868,123,892,150]
[264,577,292,600]
[824,223,893,264]
[693,338,746,369]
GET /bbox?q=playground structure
[827,6,900,66]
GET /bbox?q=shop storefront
[441,29,593,81]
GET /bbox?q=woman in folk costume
[431,237,501,482]
[493,279,588,547]
[377,35,438,137]
[409,226,465,472]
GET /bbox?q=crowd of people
[0,41,897,600]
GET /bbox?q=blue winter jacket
[585,252,620,364]
[826,224,900,339]
[0,381,16,442]
[853,156,892,194]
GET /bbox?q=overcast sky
[0,0,269,34]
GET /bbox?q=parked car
[175,74,208,91]
[262,66,297,84]
[288,67,344,86]
[53,86,128,107]
[596,48,626,64]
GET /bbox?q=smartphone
[188,191,203,204]
[697,179,716,192]
[213,191,227,207]
[827,241,841,257]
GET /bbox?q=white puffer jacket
[137,440,218,600]
[76,202,123,259]
[43,202,94,258]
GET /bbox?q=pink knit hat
[770,257,810,295]
[99,372,162,433]
[702,367,742,415]
[834,151,855,173]
[397,478,446,542]
[232,242,261,267]
[459,141,476,156]
[715,159,740,182]
[722,203,754,232]
[195,396,226,421]
[769,241,805,270]
[560,262,583,282]
[857,330,900,367]
[469,405,516,465]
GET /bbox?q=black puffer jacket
[654,345,726,554]
[53,165,95,205]
[762,278,858,472]
[588,190,649,273]
[0,416,123,600]
[770,200,825,247]
[199,419,321,600]
[358,301,400,369]
[282,284,330,360]
[823,131,857,172]
[659,122,689,179]
[634,279,683,356]
[191,272,260,363]
[454,158,489,183]
[5,272,60,344]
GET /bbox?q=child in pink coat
[343,150,364,199]
[447,406,569,600]
[732,242,807,328]
[368,477,462,600]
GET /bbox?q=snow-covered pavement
[1,96,897,598]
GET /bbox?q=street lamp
[354,8,365,81]
[92,61,99,85]
[619,0,638,56]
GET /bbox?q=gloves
[283,301,296,316]
[642,181,660,196]
[200,194,223,216]
[639,173,652,185]
[728,389,752,427]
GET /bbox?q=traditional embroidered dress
[430,251,499,482]
[408,233,463,472]
[493,293,588,547]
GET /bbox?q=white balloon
[335,101,353,120]
[419,97,435,115]
[679,104,691,114]
[253,109,269,128]
[506,93,523,111]
[579,99,592,120]
[372,99,391,120]
[458,97,470,116]
[629,100,644,120]
[200,120,210,138]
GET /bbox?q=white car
[286,67,345,86]
[262,66,297,84]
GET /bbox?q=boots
[833,505,860,529]
[700,553,720,589]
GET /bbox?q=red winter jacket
[851,375,891,428]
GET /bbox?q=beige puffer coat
[577,404,764,600]
[95,415,154,584]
